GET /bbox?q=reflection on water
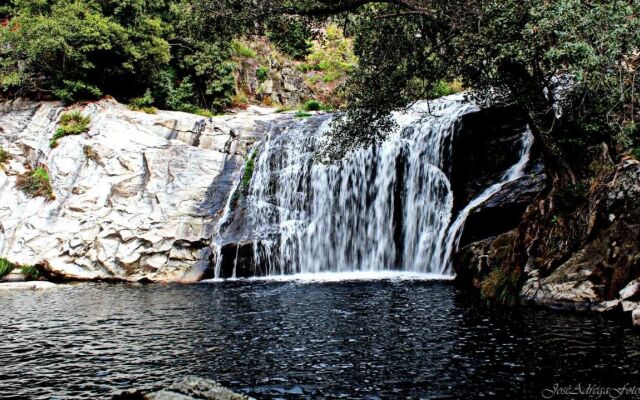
[1,280,639,399]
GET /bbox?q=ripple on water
[0,281,638,399]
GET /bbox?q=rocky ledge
[0,98,283,282]
[455,157,640,325]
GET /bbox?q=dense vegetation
[293,0,639,174]
[2,0,638,175]
[0,0,322,113]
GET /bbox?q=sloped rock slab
[0,98,282,282]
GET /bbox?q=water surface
[1,279,639,399]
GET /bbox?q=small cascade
[215,94,534,278]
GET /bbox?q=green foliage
[164,75,198,113]
[0,0,237,113]
[242,150,258,191]
[0,258,15,279]
[480,266,523,306]
[0,1,170,103]
[232,39,257,58]
[295,63,314,73]
[51,111,91,148]
[306,24,357,84]
[556,183,588,214]
[266,17,313,60]
[302,100,322,111]
[428,81,464,99]
[20,265,41,281]
[16,166,55,200]
[232,91,249,108]
[295,111,312,118]
[0,146,10,164]
[323,0,640,165]
[129,89,157,114]
[631,148,640,161]
[299,100,334,112]
[256,66,269,83]
[195,108,215,118]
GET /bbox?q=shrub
[256,66,269,83]
[0,146,11,164]
[232,92,249,109]
[295,111,312,118]
[302,100,322,111]
[480,266,523,306]
[20,265,41,281]
[242,150,258,191]
[16,166,55,200]
[51,111,91,148]
[195,108,215,118]
[164,76,198,113]
[428,80,464,99]
[266,18,313,60]
[129,89,157,114]
[0,258,15,279]
[305,24,357,84]
[631,148,640,161]
[295,63,314,73]
[232,40,257,58]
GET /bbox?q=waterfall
[217,94,533,278]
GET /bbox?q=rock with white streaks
[0,97,281,282]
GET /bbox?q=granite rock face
[455,159,640,318]
[520,161,640,310]
[0,98,281,282]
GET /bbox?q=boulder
[115,376,253,400]
[0,98,283,282]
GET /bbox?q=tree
[207,0,638,180]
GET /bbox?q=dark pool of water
[1,280,639,399]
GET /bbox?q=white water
[203,271,454,284]
[216,94,533,278]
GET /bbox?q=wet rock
[146,391,194,400]
[0,281,57,290]
[453,230,518,289]
[164,376,252,400]
[449,105,546,247]
[520,162,640,309]
[118,376,253,400]
[460,164,546,246]
[0,98,282,282]
[621,301,640,313]
[619,278,640,300]
[591,300,620,313]
[450,105,534,212]
[632,309,640,328]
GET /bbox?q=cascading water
[216,94,533,278]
